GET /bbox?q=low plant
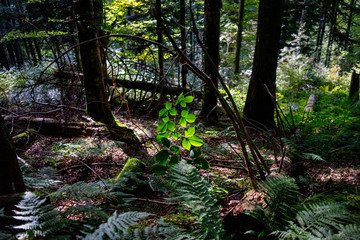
[151,93,209,175]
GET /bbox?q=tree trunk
[0,115,25,196]
[315,1,328,63]
[243,0,284,130]
[234,0,245,74]
[180,0,187,88]
[74,0,115,124]
[325,0,339,66]
[156,0,164,88]
[345,0,356,49]
[0,42,9,69]
[349,70,359,105]
[200,0,222,122]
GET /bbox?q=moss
[115,158,145,181]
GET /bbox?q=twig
[58,163,124,172]
[126,197,178,206]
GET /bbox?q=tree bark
[200,0,222,122]
[345,0,356,49]
[243,0,284,130]
[156,0,164,88]
[349,70,359,105]
[74,0,115,124]
[0,115,25,196]
[325,0,339,66]
[234,0,245,74]
[180,0,188,88]
[315,1,328,63]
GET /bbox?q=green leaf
[185,114,196,123]
[183,95,194,103]
[182,138,191,151]
[156,133,169,143]
[169,155,179,168]
[163,116,169,123]
[171,132,181,140]
[194,157,210,170]
[168,121,175,132]
[151,163,167,175]
[181,110,189,117]
[159,109,168,119]
[156,150,169,164]
[175,93,184,106]
[158,122,167,133]
[165,102,172,110]
[169,108,177,116]
[185,127,195,138]
[170,145,180,154]
[190,148,201,158]
[180,101,186,108]
[161,138,171,148]
[189,135,203,147]
[179,117,187,127]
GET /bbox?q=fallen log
[4,116,138,143]
[106,78,202,97]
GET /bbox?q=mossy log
[4,116,138,143]
[115,158,145,181]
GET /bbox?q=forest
[0,0,360,239]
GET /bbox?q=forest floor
[12,101,360,238]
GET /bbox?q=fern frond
[24,167,62,190]
[130,220,194,240]
[168,160,227,239]
[63,205,109,221]
[51,181,113,201]
[13,191,66,239]
[80,211,152,240]
[276,202,348,239]
[254,175,299,231]
[335,224,360,240]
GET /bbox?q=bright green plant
[151,93,208,175]
[168,160,229,240]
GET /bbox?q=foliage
[13,192,68,240]
[275,202,349,239]
[168,160,229,239]
[23,166,62,191]
[152,93,208,175]
[52,138,125,159]
[80,211,192,240]
[50,181,113,201]
[247,176,360,239]
[247,176,299,233]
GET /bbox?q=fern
[23,167,62,190]
[282,137,324,161]
[334,224,360,239]
[248,175,299,232]
[63,205,109,221]
[51,181,113,201]
[129,219,193,240]
[13,191,67,239]
[275,202,348,239]
[80,211,151,239]
[81,211,192,240]
[168,160,228,239]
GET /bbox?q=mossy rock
[115,158,145,181]
[12,129,35,147]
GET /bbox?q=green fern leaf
[168,160,228,239]
[51,181,113,201]
[276,202,348,239]
[81,211,152,240]
[13,191,67,239]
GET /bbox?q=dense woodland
[0,0,360,239]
